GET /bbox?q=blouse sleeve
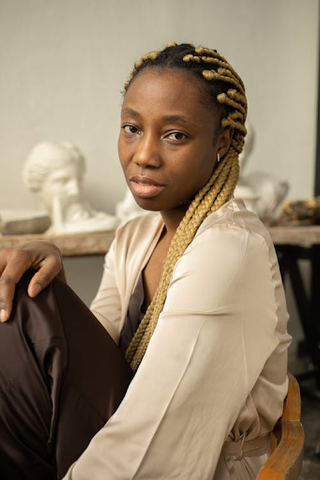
[89,239,122,344]
[63,224,287,480]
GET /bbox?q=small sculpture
[23,141,119,235]
[234,123,289,224]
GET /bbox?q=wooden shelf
[0,231,115,257]
[1,225,320,257]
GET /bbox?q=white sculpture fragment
[0,210,50,235]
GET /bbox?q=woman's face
[118,69,232,220]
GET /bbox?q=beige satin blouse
[63,198,291,479]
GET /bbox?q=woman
[0,43,291,479]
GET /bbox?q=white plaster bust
[23,141,119,234]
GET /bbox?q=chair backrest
[257,372,304,480]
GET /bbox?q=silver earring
[217,153,220,163]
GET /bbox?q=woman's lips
[129,175,165,198]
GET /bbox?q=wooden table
[268,225,320,245]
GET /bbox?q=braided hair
[123,43,248,371]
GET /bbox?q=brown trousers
[0,271,133,479]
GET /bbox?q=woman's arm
[0,241,65,322]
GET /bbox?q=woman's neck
[160,205,188,237]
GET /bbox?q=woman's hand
[0,241,66,322]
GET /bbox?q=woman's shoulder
[198,197,273,248]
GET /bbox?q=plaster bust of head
[24,142,85,214]
[23,141,118,234]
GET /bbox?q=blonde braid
[124,51,161,90]
[124,43,247,371]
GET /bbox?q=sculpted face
[39,163,82,213]
[118,69,232,223]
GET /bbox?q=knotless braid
[124,43,247,371]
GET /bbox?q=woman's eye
[123,124,139,134]
[167,132,187,141]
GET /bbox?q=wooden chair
[257,372,304,480]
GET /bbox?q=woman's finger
[0,269,29,322]
[0,249,33,321]
[27,256,63,298]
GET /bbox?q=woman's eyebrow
[121,109,197,126]
[162,114,196,125]
[122,107,140,117]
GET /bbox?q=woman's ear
[217,127,234,159]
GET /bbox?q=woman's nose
[133,134,161,168]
